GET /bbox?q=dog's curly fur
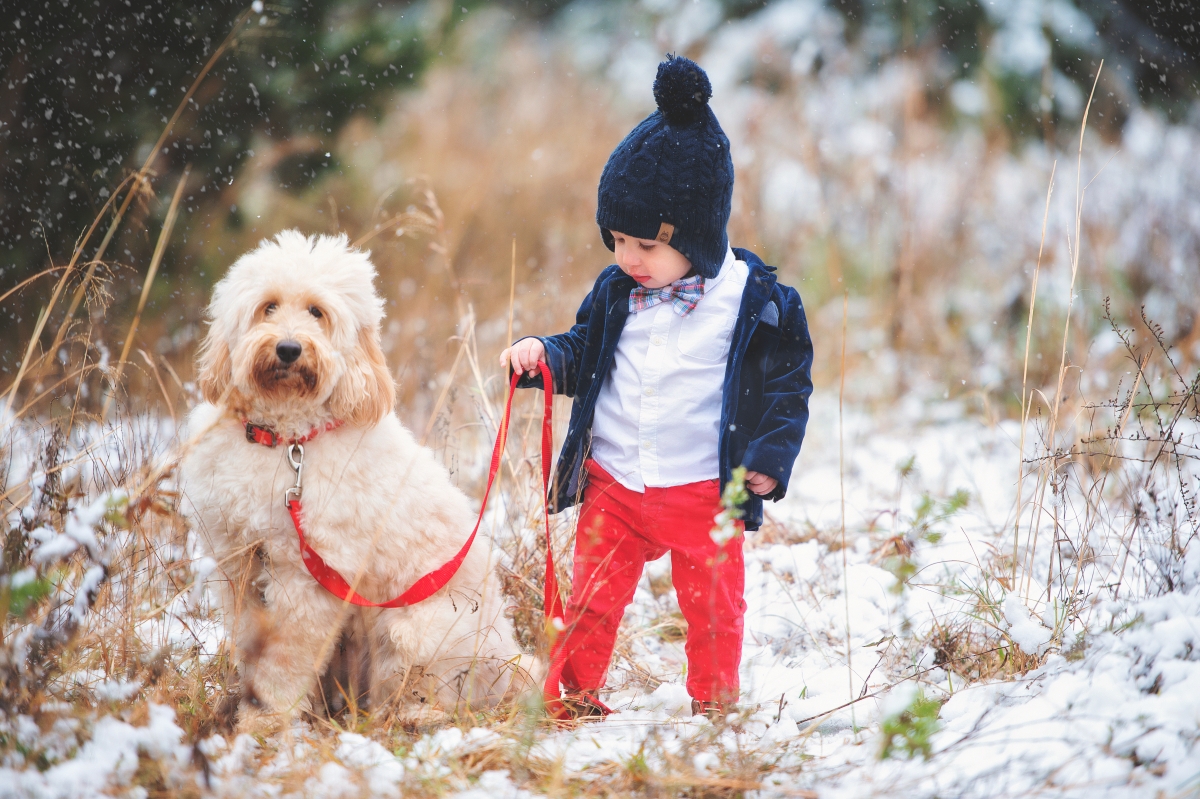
[181,231,532,730]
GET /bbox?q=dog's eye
[264,302,277,315]
[309,306,323,319]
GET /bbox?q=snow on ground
[508,392,1200,798]
[4,388,1197,797]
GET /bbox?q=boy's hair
[595,55,734,280]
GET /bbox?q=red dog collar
[242,419,343,447]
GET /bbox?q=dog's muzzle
[276,340,302,364]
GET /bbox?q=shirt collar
[701,247,737,292]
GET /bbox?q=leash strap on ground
[535,364,570,717]
[286,364,563,620]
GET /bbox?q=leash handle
[288,364,560,613]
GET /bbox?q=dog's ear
[196,328,233,405]
[330,326,396,427]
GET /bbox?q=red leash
[257,364,569,708]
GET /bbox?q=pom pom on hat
[653,54,712,125]
[596,53,733,278]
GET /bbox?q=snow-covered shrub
[0,430,122,716]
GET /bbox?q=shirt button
[651,335,665,346]
[644,387,655,397]
[641,441,652,450]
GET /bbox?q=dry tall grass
[1,12,1197,799]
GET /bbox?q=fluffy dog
[181,231,531,729]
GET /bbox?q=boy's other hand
[745,470,778,497]
[500,338,546,376]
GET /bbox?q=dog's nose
[276,341,302,364]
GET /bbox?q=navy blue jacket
[516,248,813,531]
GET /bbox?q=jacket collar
[734,248,778,319]
[729,248,779,362]
[605,271,635,318]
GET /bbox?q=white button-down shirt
[591,248,748,491]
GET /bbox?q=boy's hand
[745,470,778,497]
[499,337,546,376]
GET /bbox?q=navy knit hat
[596,55,734,279]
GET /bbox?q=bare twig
[1023,62,1103,601]
[1013,160,1056,590]
[103,166,190,419]
[839,289,854,721]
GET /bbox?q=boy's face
[611,231,693,289]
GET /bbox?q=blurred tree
[0,0,443,307]
[834,0,1198,135]
[0,0,1195,364]
[1084,0,1199,112]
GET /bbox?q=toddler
[501,55,813,719]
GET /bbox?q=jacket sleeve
[514,268,612,397]
[742,284,814,501]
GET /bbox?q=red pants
[553,460,746,702]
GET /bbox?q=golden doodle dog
[182,231,532,729]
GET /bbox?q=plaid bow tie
[628,275,705,316]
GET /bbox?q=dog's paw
[501,654,542,700]
[390,702,451,732]
[235,703,284,737]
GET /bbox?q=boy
[501,55,813,719]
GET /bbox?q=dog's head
[197,231,395,428]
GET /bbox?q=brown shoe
[691,699,732,719]
[552,690,612,720]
